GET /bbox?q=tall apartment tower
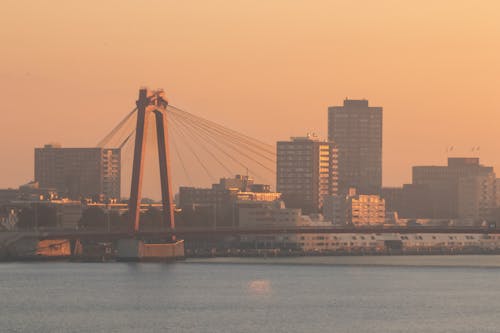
[276,134,338,214]
[328,99,382,195]
[35,144,121,199]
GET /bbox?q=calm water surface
[2,255,500,333]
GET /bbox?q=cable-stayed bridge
[95,88,278,238]
[30,88,497,244]
[97,91,276,201]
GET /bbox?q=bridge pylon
[128,88,175,235]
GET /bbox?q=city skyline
[6,94,496,200]
[1,1,499,199]
[3,2,500,332]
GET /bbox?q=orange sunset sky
[1,1,499,199]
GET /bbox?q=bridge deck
[30,226,500,241]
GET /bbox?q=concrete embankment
[0,232,185,262]
[185,247,500,258]
[0,232,71,260]
[0,232,25,260]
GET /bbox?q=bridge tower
[128,88,175,234]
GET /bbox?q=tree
[17,204,58,230]
[139,207,164,231]
[118,211,131,231]
[38,205,58,228]
[141,198,157,204]
[109,210,126,231]
[17,207,35,230]
[79,206,106,230]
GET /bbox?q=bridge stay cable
[167,105,274,154]
[119,130,136,149]
[169,120,275,185]
[166,117,194,186]
[104,100,277,193]
[167,106,275,157]
[170,111,274,173]
[168,108,276,164]
[167,109,276,169]
[97,108,137,147]
[168,111,275,176]
[166,113,216,182]
[120,131,135,198]
[168,113,257,178]
[101,116,137,150]
[169,114,236,177]
[114,111,221,189]
[167,112,271,180]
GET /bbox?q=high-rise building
[328,99,382,195]
[380,187,404,213]
[276,134,338,214]
[34,144,120,199]
[412,157,496,221]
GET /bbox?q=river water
[2,255,500,332]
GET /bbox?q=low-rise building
[323,188,385,226]
[179,175,280,227]
[239,201,301,228]
[0,189,19,204]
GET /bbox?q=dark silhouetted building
[328,99,382,195]
[0,189,19,204]
[381,187,404,213]
[35,144,120,200]
[384,158,496,222]
[411,157,496,221]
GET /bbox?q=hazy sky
[1,1,499,198]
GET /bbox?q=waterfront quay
[2,226,500,261]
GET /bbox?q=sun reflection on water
[247,279,272,295]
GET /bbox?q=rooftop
[343,99,369,108]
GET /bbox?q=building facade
[35,144,120,200]
[328,99,382,195]
[324,188,385,226]
[276,134,338,214]
[380,187,404,213]
[347,193,386,226]
[178,175,281,227]
[239,201,302,229]
[412,157,496,221]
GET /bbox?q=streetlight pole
[34,203,38,232]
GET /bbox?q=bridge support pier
[128,88,175,233]
[118,88,182,261]
[116,239,184,261]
